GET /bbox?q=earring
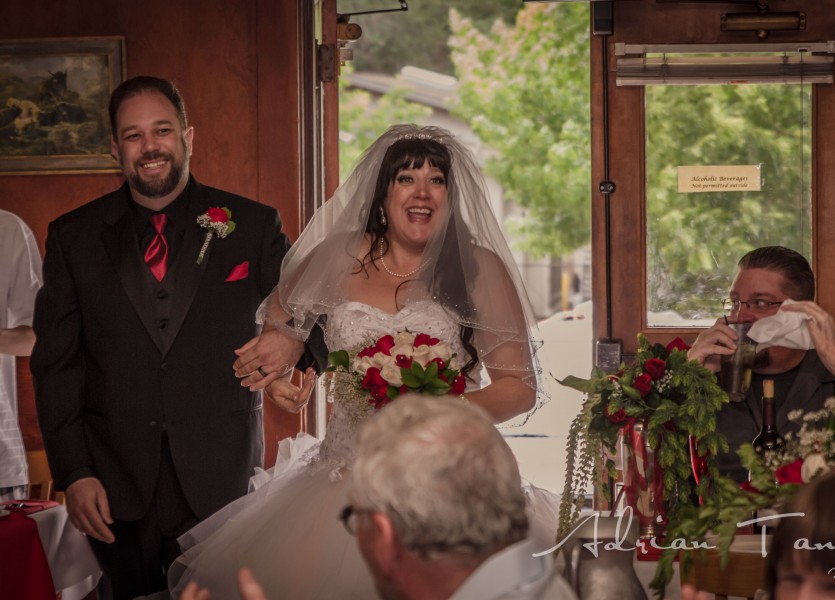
[379,207,387,226]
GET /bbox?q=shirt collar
[129,179,192,238]
[449,539,553,600]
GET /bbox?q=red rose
[375,335,396,355]
[644,358,666,380]
[665,338,690,352]
[605,404,628,424]
[632,373,653,397]
[430,357,446,371]
[414,333,439,347]
[775,458,804,485]
[357,344,377,358]
[361,367,389,398]
[450,373,466,395]
[207,207,229,223]
[395,354,413,368]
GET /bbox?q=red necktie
[144,214,168,282]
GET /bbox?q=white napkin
[747,299,815,350]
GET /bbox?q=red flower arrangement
[327,330,465,410]
[558,334,729,542]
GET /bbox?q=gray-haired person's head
[351,395,529,561]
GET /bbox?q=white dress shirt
[451,538,578,600]
[0,209,42,489]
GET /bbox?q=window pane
[645,83,812,327]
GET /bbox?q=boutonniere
[196,207,236,264]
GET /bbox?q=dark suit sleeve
[258,205,291,299]
[30,221,95,490]
[298,322,328,373]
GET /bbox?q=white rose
[801,453,828,483]
[429,342,453,363]
[353,356,375,373]
[380,363,403,387]
[411,344,435,366]
[394,331,413,346]
[389,342,414,360]
[354,352,393,373]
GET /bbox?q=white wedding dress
[169,300,557,599]
[169,300,482,598]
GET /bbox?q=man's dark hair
[108,76,187,138]
[737,246,814,301]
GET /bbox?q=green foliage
[557,334,729,548]
[325,350,350,371]
[449,4,591,258]
[646,83,813,319]
[338,63,432,182]
[341,0,520,76]
[649,449,800,599]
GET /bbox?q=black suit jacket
[716,350,835,482]
[32,177,289,521]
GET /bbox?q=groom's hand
[234,328,303,391]
[66,477,115,543]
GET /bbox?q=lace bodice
[316,300,478,472]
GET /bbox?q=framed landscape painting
[0,37,125,175]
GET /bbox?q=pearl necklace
[378,239,427,278]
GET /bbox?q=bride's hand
[264,367,316,413]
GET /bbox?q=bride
[168,124,546,598]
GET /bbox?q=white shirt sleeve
[4,212,43,329]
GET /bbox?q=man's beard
[126,149,188,199]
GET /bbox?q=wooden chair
[26,449,64,503]
[680,548,767,600]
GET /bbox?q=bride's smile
[384,162,447,251]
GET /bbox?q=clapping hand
[180,567,269,600]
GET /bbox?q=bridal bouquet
[327,331,466,410]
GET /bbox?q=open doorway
[332,1,595,493]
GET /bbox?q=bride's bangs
[384,139,451,182]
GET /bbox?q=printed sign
[678,165,762,193]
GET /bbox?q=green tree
[338,63,431,181]
[645,83,812,318]
[341,0,519,76]
[448,4,591,258]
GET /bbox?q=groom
[31,76,307,598]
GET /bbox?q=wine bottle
[752,379,785,455]
[750,379,785,533]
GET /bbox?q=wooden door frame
[590,0,835,359]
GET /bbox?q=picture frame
[0,37,125,175]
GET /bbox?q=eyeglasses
[722,298,784,313]
[339,505,371,536]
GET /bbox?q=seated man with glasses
[346,394,576,600]
[688,246,835,482]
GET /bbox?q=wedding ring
[257,366,269,377]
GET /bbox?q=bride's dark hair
[357,137,479,377]
[266,124,543,418]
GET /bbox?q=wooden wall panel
[1,0,306,466]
